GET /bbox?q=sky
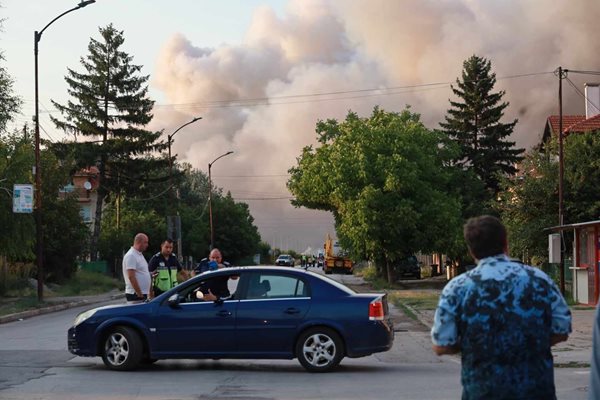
[2,0,600,254]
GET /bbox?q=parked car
[392,255,421,280]
[68,267,394,372]
[275,254,295,267]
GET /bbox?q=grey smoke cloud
[150,0,600,252]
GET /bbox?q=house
[548,221,600,305]
[542,83,600,305]
[59,166,99,232]
[541,83,600,143]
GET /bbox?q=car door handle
[217,310,232,317]
[284,308,300,314]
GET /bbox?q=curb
[0,293,123,325]
[403,303,434,330]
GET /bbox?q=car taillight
[369,298,385,321]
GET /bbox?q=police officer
[148,238,182,296]
[193,248,234,301]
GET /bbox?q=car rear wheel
[101,326,143,371]
[296,327,344,372]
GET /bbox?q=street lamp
[167,116,202,199]
[166,116,202,260]
[208,151,234,250]
[34,0,95,302]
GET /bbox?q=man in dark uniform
[148,238,182,296]
[193,248,235,301]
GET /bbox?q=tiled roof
[564,113,600,135]
[547,115,586,135]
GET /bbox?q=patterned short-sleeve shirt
[431,254,571,400]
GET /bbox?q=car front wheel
[296,327,344,372]
[101,326,143,371]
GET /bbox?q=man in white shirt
[122,233,150,303]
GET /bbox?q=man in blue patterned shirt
[431,215,571,400]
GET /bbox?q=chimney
[584,83,600,119]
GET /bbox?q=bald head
[133,233,149,252]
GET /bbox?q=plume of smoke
[150,0,600,251]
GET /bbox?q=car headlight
[73,309,97,327]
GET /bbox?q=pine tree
[51,24,168,260]
[440,55,523,196]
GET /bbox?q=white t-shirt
[122,246,151,295]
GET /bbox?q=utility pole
[557,66,566,295]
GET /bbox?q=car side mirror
[167,293,181,307]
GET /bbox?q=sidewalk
[0,289,123,324]
[406,304,595,366]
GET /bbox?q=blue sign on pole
[13,184,34,213]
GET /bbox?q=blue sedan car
[68,267,394,372]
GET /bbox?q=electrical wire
[33,70,555,114]
[565,76,600,114]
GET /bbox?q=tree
[440,55,524,198]
[0,131,35,260]
[496,148,557,264]
[40,147,89,282]
[498,131,600,264]
[96,163,262,269]
[176,165,261,264]
[0,61,21,134]
[288,107,463,283]
[51,24,168,260]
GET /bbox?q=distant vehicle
[392,255,421,280]
[68,267,394,372]
[324,235,353,274]
[317,249,325,268]
[275,254,295,267]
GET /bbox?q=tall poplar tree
[440,55,523,197]
[51,24,168,260]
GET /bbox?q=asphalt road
[0,268,590,400]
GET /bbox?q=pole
[32,0,96,303]
[34,31,44,302]
[208,162,213,250]
[208,151,234,250]
[168,136,173,201]
[165,117,202,259]
[558,66,566,295]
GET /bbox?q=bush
[0,258,35,296]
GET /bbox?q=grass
[0,270,122,318]
[554,361,590,368]
[51,269,122,296]
[389,290,441,310]
[0,296,51,317]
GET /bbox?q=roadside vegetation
[356,264,441,320]
[0,269,121,317]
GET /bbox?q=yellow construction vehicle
[324,234,353,275]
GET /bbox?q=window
[80,206,92,223]
[246,273,308,299]
[177,273,239,303]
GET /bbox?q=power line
[39,123,56,141]
[32,70,554,114]
[564,76,600,114]
[564,69,600,76]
